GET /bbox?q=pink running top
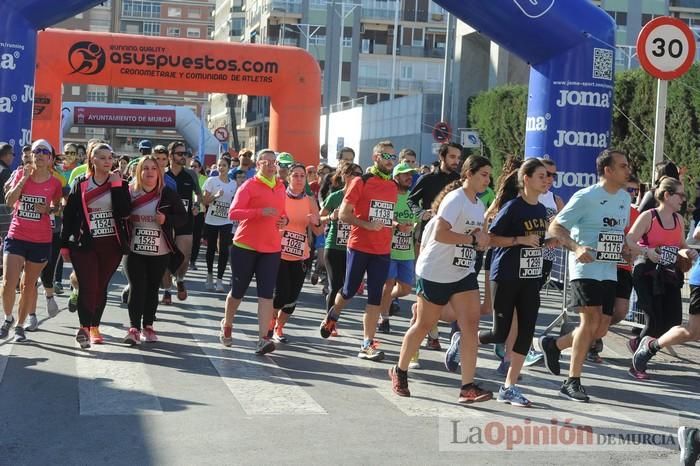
[7,175,63,244]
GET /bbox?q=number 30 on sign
[637,16,696,80]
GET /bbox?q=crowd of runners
[0,136,700,461]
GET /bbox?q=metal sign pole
[652,78,668,182]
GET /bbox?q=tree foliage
[467,64,700,186]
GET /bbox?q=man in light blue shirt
[539,149,635,403]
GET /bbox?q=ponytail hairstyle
[490,155,523,217]
[431,155,491,212]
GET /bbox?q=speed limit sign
[637,16,696,80]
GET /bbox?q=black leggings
[40,233,61,289]
[633,264,683,339]
[126,253,170,329]
[273,259,306,314]
[191,211,206,263]
[480,279,540,356]
[324,248,346,311]
[205,223,233,279]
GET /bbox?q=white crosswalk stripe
[76,328,163,416]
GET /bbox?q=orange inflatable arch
[33,29,321,166]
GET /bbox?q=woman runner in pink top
[1,140,63,343]
[269,164,323,343]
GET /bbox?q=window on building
[123,1,160,18]
[143,22,160,36]
[168,7,182,17]
[167,27,180,37]
[400,63,413,80]
[71,86,81,96]
[402,27,424,47]
[86,85,107,102]
[187,28,201,38]
[188,8,202,19]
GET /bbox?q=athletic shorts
[616,269,633,300]
[229,245,281,300]
[689,285,700,315]
[569,279,616,316]
[416,273,479,306]
[174,215,194,236]
[341,248,390,306]
[387,259,415,286]
[3,237,51,263]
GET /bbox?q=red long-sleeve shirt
[229,176,286,253]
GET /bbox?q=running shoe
[626,336,640,354]
[377,319,391,334]
[497,385,532,407]
[46,296,59,318]
[24,313,38,332]
[121,286,130,305]
[272,326,287,344]
[0,317,13,339]
[559,379,589,402]
[592,338,604,354]
[142,326,158,343]
[176,281,187,301]
[220,319,233,347]
[678,426,700,466]
[161,291,172,305]
[54,282,64,295]
[189,262,197,271]
[205,274,214,291]
[426,336,442,351]
[124,328,141,346]
[319,314,337,339]
[13,327,27,343]
[523,348,544,367]
[409,350,421,369]
[444,331,461,373]
[633,336,656,373]
[215,278,225,293]
[627,367,650,380]
[496,359,511,377]
[255,337,275,355]
[458,383,492,404]
[388,365,410,397]
[90,326,104,344]
[358,340,384,361]
[75,327,90,349]
[68,291,78,313]
[389,299,401,316]
[586,350,603,364]
[330,326,339,337]
[539,335,561,376]
[493,343,506,361]
[310,273,319,285]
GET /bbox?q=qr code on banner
[592,48,614,80]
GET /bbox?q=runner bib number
[658,246,679,266]
[282,230,307,258]
[519,247,543,278]
[595,232,624,262]
[368,200,394,227]
[392,230,412,251]
[17,194,45,221]
[336,221,350,246]
[89,210,116,237]
[211,200,228,219]
[453,244,476,269]
[133,227,161,253]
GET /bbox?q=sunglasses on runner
[626,187,639,195]
[32,148,51,156]
[379,152,397,161]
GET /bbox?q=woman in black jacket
[61,143,132,348]
[124,156,187,345]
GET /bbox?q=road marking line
[191,326,327,416]
[76,329,162,416]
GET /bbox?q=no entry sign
[637,16,696,81]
